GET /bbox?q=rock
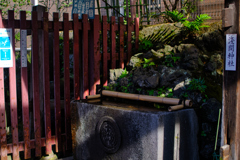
[151,49,164,58]
[201,98,221,122]
[164,45,173,54]
[132,67,160,88]
[109,68,125,84]
[119,77,129,87]
[143,50,153,59]
[128,53,143,68]
[145,73,160,88]
[173,78,191,97]
[202,30,224,52]
[140,23,181,39]
[158,65,192,88]
[205,53,223,73]
[178,44,200,70]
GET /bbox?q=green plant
[139,39,153,52]
[119,68,128,79]
[147,89,155,96]
[142,58,155,68]
[202,94,208,103]
[157,87,166,97]
[183,14,211,32]
[163,52,180,67]
[187,77,207,93]
[180,92,189,99]
[120,82,133,93]
[136,88,142,93]
[166,88,173,98]
[162,10,187,23]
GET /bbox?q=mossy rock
[139,23,181,39]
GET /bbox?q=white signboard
[20,30,27,67]
[0,28,13,68]
[226,34,237,71]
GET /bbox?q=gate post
[221,0,240,159]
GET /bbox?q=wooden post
[32,6,45,150]
[222,0,240,159]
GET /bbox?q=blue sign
[0,37,11,48]
[72,0,95,19]
[1,49,11,60]
[0,28,13,68]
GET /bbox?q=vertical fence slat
[119,17,124,69]
[131,0,136,20]
[53,12,62,153]
[32,11,42,157]
[127,17,133,63]
[73,14,80,100]
[0,10,7,160]
[93,15,101,94]
[135,18,139,52]
[111,16,116,69]
[63,13,72,151]
[89,15,100,95]
[102,16,108,86]
[20,11,31,159]
[42,12,52,155]
[8,10,19,160]
[82,14,89,98]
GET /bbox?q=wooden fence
[0,10,139,160]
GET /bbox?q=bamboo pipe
[87,99,101,103]
[101,90,192,107]
[168,105,184,112]
[86,94,101,100]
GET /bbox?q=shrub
[162,10,187,23]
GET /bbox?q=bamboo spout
[101,90,192,107]
[168,105,184,111]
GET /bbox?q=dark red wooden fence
[0,10,139,159]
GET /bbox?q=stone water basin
[71,101,199,160]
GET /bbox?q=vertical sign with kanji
[21,30,27,67]
[72,0,95,19]
[226,34,237,71]
[0,28,13,68]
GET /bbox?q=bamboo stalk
[86,94,101,100]
[87,99,101,103]
[168,105,184,112]
[101,90,192,107]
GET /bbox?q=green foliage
[15,32,20,42]
[139,39,153,52]
[157,87,173,98]
[187,77,207,93]
[120,82,133,93]
[162,10,187,23]
[142,58,155,68]
[162,52,180,67]
[183,14,211,32]
[180,92,189,99]
[119,68,128,79]
[104,83,117,91]
[147,89,155,96]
